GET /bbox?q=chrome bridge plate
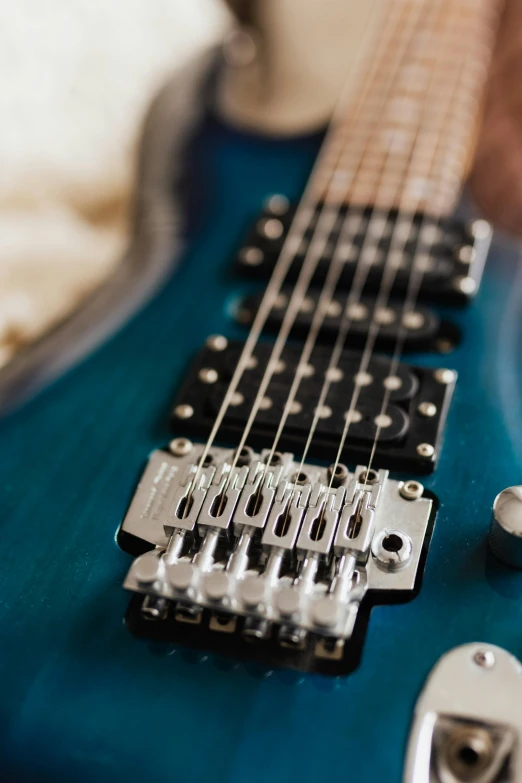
[119,444,436,675]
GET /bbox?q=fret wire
[194,0,417,505]
[362,1,501,479]
[313,0,499,215]
[264,0,453,476]
[257,0,436,474]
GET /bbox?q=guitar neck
[312,0,501,216]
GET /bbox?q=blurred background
[0,0,229,368]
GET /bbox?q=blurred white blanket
[0,0,227,366]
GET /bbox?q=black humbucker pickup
[235,203,491,305]
[236,289,460,353]
[171,340,456,474]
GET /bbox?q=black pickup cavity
[236,289,460,353]
[235,202,491,305]
[172,340,456,474]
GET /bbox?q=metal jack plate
[404,643,522,782]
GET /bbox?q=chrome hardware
[122,446,433,655]
[489,486,522,569]
[206,334,228,352]
[405,643,522,782]
[400,480,424,501]
[417,442,435,458]
[173,403,194,419]
[169,437,193,457]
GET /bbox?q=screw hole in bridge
[291,472,308,486]
[382,533,403,553]
[201,454,214,468]
[359,469,378,484]
[264,451,283,466]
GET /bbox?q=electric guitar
[1,1,522,781]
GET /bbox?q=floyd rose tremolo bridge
[119,441,436,674]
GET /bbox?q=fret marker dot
[355,372,372,387]
[259,396,272,411]
[374,414,393,429]
[289,401,302,415]
[230,392,244,406]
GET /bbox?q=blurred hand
[470,0,522,234]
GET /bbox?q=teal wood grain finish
[1,115,522,783]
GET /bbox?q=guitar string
[208,0,431,511]
[362,2,500,483]
[325,1,489,494]
[287,0,459,494]
[180,0,392,506]
[260,0,447,481]
[181,0,415,511]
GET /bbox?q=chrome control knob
[489,486,522,568]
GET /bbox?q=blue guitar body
[1,78,522,783]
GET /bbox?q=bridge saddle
[119,443,435,674]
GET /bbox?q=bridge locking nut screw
[400,480,424,501]
[169,438,193,457]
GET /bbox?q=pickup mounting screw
[169,437,193,457]
[456,245,476,265]
[434,368,456,384]
[174,404,194,420]
[473,649,495,669]
[265,194,289,215]
[240,247,263,266]
[258,217,283,240]
[467,218,491,240]
[206,335,228,352]
[199,368,219,384]
[417,401,437,418]
[400,480,424,500]
[416,443,435,458]
[454,275,477,296]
